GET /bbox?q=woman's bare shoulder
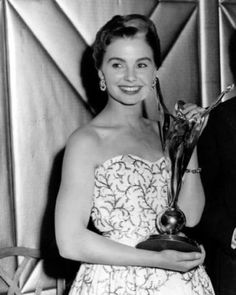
[69,124,99,145]
[64,124,101,164]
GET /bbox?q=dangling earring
[99,78,106,91]
[152,76,158,89]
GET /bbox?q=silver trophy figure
[137,84,234,252]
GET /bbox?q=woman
[55,14,214,294]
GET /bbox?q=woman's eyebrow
[107,57,152,63]
[136,57,152,62]
[107,57,125,63]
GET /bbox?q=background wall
[0,0,236,294]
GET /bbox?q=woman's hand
[157,245,205,272]
[175,101,209,135]
[175,101,206,122]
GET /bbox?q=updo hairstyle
[92,14,161,70]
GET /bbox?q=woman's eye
[112,63,123,69]
[137,63,148,68]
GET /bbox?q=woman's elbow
[55,231,78,260]
[185,206,205,227]
[56,229,87,262]
[56,235,73,259]
[186,215,202,227]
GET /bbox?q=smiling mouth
[119,86,142,94]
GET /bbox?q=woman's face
[98,35,157,106]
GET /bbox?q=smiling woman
[54,14,215,295]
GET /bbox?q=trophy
[137,84,234,252]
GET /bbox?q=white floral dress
[69,154,215,295]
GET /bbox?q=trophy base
[136,234,201,252]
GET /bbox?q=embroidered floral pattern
[69,155,214,295]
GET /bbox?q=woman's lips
[119,86,142,94]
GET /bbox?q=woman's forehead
[104,35,154,58]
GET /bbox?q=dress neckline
[97,154,166,169]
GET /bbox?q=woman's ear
[98,70,104,80]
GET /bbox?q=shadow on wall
[40,149,79,293]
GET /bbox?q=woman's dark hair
[93,14,161,69]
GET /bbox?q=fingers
[231,240,236,250]
[181,104,204,119]
[231,228,236,249]
[199,244,205,256]
[177,232,186,237]
[175,249,202,262]
[175,102,205,122]
[160,245,206,272]
[179,259,203,272]
[176,247,205,272]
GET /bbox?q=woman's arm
[55,128,205,272]
[177,148,205,227]
[175,103,206,227]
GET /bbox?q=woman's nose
[124,67,137,82]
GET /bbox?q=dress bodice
[91,154,169,246]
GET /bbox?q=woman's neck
[102,99,144,126]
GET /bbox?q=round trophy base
[136,234,201,252]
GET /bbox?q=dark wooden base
[136,234,201,252]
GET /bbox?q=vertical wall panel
[0,0,15,250]
[153,2,199,112]
[5,0,91,249]
[199,0,220,106]
[0,1,17,294]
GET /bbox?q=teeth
[120,86,139,91]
